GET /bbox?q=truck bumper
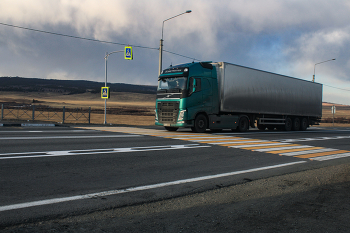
[155,120,193,128]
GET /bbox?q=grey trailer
[214,62,322,130]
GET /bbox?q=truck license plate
[164,123,170,126]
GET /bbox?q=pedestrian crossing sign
[101,87,110,99]
[125,46,133,60]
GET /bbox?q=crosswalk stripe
[203,140,267,144]
[229,143,290,148]
[162,135,214,138]
[280,148,337,156]
[243,144,299,150]
[79,127,349,162]
[190,138,248,142]
[295,150,350,159]
[311,152,350,161]
[254,145,307,152]
[215,140,275,146]
[248,144,306,150]
[179,137,242,141]
[265,146,314,154]
[150,129,350,161]
[272,147,324,155]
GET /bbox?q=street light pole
[313,58,336,82]
[158,10,192,76]
[104,50,123,124]
[104,52,108,124]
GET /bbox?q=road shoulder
[2,163,350,232]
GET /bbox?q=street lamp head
[159,10,192,75]
[312,58,336,82]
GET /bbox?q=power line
[0,22,158,50]
[0,22,200,62]
[1,22,200,61]
[163,50,200,61]
[323,84,350,92]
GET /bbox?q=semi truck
[155,61,322,133]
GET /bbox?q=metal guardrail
[1,104,91,124]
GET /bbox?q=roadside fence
[1,104,91,124]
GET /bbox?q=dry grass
[0,91,155,108]
[1,91,156,126]
[1,92,350,127]
[321,103,350,127]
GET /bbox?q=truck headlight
[177,110,186,122]
[155,109,158,121]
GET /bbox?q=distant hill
[0,77,157,94]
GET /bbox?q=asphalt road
[1,125,350,228]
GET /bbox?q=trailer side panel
[216,62,322,117]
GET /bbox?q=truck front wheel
[192,114,208,133]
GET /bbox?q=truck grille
[157,101,179,124]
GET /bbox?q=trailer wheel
[300,118,308,131]
[164,126,178,131]
[284,117,292,131]
[192,114,208,133]
[237,116,249,132]
[292,118,300,131]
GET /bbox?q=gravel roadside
[2,163,350,232]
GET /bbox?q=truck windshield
[158,77,187,92]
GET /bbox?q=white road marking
[210,140,268,145]
[273,135,350,142]
[193,138,251,142]
[312,152,350,161]
[214,129,350,135]
[0,135,142,140]
[279,148,338,156]
[229,143,292,148]
[0,161,306,212]
[175,136,237,140]
[0,130,93,133]
[254,145,314,152]
[0,144,210,160]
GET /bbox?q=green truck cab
[155,62,226,133]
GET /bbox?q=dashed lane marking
[0,144,210,160]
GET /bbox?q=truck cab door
[201,78,213,110]
[187,77,203,120]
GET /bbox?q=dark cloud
[1,0,350,104]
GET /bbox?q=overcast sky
[1,0,350,105]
